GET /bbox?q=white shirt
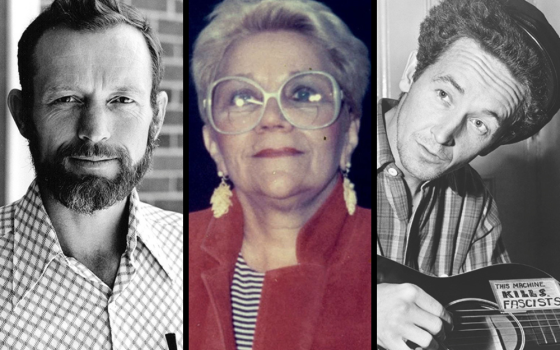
[0,181,183,349]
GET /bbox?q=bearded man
[0,0,182,349]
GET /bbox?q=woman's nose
[255,97,294,132]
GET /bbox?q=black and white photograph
[0,0,184,348]
[377,0,560,349]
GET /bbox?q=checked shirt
[0,181,183,349]
[377,99,510,277]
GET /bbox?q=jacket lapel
[199,193,244,350]
[252,264,328,350]
[253,177,348,350]
[200,266,237,350]
[198,176,349,350]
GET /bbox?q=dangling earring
[211,171,233,218]
[342,163,357,215]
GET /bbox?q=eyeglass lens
[211,73,338,134]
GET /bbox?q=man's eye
[112,97,134,104]
[472,119,488,134]
[54,96,79,104]
[437,89,448,100]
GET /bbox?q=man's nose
[78,103,111,143]
[255,97,294,132]
[430,114,464,146]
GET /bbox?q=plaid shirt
[0,180,183,349]
[377,99,510,277]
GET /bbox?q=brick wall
[40,0,184,213]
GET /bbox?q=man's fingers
[405,308,450,345]
[377,283,453,350]
[441,310,454,329]
[402,326,440,350]
[380,323,438,350]
[414,289,453,327]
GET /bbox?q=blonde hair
[191,0,371,123]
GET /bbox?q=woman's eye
[231,93,258,107]
[292,88,322,103]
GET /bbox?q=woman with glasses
[189,0,371,349]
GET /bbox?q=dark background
[188,0,372,213]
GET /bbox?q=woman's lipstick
[253,147,304,158]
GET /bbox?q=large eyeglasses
[204,71,344,135]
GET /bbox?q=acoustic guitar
[377,255,560,350]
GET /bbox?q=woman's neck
[236,174,339,271]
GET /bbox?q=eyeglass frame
[203,70,345,135]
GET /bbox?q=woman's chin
[254,173,308,200]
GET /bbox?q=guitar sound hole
[445,299,524,350]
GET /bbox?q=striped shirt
[231,253,265,350]
[377,99,510,277]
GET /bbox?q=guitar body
[377,256,560,350]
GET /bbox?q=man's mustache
[56,142,131,165]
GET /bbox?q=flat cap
[502,0,560,143]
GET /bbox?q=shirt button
[387,168,398,176]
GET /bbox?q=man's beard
[28,121,158,215]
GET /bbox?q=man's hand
[377,283,453,350]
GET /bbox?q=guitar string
[445,329,543,337]
[456,313,560,320]
[443,325,560,345]
[443,329,558,347]
[452,309,560,318]
[444,338,552,347]
[453,308,560,313]
[444,311,560,338]
[555,309,560,342]
[443,340,521,347]
[449,325,558,333]
[442,324,554,347]
[450,318,560,331]
[453,314,560,334]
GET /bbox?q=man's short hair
[18,0,164,113]
[414,0,552,144]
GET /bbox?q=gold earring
[211,171,233,218]
[343,163,357,215]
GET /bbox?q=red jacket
[189,179,372,350]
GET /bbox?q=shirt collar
[377,98,399,170]
[123,188,179,282]
[12,180,64,306]
[11,181,178,306]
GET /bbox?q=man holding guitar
[377,0,560,349]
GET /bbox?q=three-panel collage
[15,0,560,349]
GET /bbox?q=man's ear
[399,50,419,93]
[202,125,227,174]
[153,90,168,139]
[7,89,30,139]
